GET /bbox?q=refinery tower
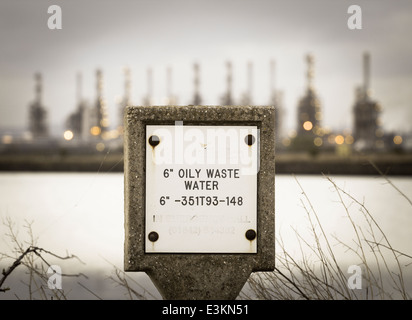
[353,52,383,150]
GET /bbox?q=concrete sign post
[124,105,275,300]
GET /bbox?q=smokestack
[247,61,253,103]
[220,61,234,105]
[143,68,153,106]
[226,61,232,105]
[193,63,201,105]
[306,54,314,91]
[147,68,152,98]
[165,66,178,105]
[269,60,279,107]
[76,72,82,105]
[124,67,131,106]
[166,66,172,98]
[96,69,103,101]
[95,69,109,131]
[35,73,42,104]
[270,60,275,94]
[363,51,370,99]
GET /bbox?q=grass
[241,174,412,300]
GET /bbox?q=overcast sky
[1,0,411,136]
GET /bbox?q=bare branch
[1,246,86,293]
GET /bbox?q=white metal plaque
[145,125,258,253]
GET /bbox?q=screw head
[245,229,257,241]
[148,135,160,147]
[148,231,159,242]
[245,134,255,146]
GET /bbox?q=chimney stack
[363,51,370,99]
[35,73,42,104]
[193,63,202,105]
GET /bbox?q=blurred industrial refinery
[1,52,411,174]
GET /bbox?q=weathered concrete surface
[124,105,276,300]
